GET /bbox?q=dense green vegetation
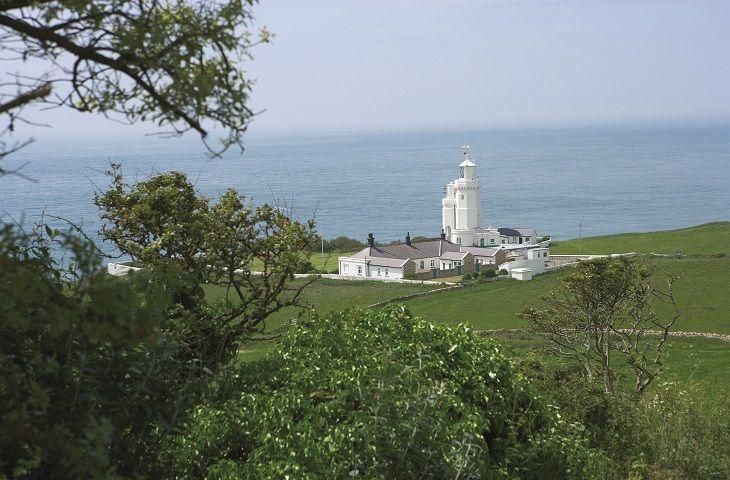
[162,307,614,479]
[550,221,730,255]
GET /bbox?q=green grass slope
[205,277,439,330]
[403,257,730,334]
[550,221,730,255]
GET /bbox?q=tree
[521,256,681,394]
[0,222,206,478]
[94,165,318,366]
[161,306,614,479]
[0,0,268,169]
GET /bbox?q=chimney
[367,233,374,247]
[405,232,411,246]
[440,229,446,240]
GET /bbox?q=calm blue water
[2,123,729,254]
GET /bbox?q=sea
[2,122,729,257]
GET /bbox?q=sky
[11,0,730,138]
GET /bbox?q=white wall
[338,259,405,279]
[498,258,547,276]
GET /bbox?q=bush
[498,268,509,276]
[315,235,365,253]
[0,223,200,479]
[519,357,730,478]
[163,307,613,479]
[480,269,497,278]
[461,272,473,282]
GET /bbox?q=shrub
[461,272,473,282]
[0,223,200,478]
[480,269,497,278]
[163,307,613,479]
[498,268,509,276]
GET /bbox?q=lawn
[550,221,730,255]
[247,250,356,273]
[402,257,730,334]
[205,277,441,332]
[482,330,730,394]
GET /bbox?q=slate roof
[440,251,469,261]
[364,240,460,260]
[459,246,501,257]
[498,227,522,237]
[514,228,537,236]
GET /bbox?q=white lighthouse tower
[442,146,481,245]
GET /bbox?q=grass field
[247,250,355,273]
[484,331,730,393]
[550,221,730,255]
[205,277,440,331]
[402,257,730,334]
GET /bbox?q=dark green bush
[519,356,730,479]
[162,306,613,479]
[480,269,497,278]
[498,268,509,276]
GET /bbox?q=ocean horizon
[2,122,729,254]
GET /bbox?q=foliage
[0,222,205,479]
[522,256,681,394]
[519,357,730,479]
[498,268,508,276]
[313,235,364,253]
[0,0,268,159]
[481,269,497,278]
[163,306,613,479]
[94,166,318,366]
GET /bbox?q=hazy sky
[14,0,730,138]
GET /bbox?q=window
[430,259,435,268]
[461,194,464,200]
[501,239,506,244]
[490,238,496,244]
[385,267,389,277]
[419,260,424,269]
[456,237,462,245]
[525,237,531,243]
[480,238,485,246]
[377,268,381,276]
[357,266,362,275]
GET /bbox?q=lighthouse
[442,146,481,246]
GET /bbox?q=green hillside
[403,257,730,334]
[550,221,730,255]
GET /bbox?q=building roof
[459,246,501,257]
[473,226,498,234]
[361,239,460,260]
[441,251,469,261]
[514,227,537,236]
[365,257,411,268]
[459,159,476,167]
[497,227,522,237]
